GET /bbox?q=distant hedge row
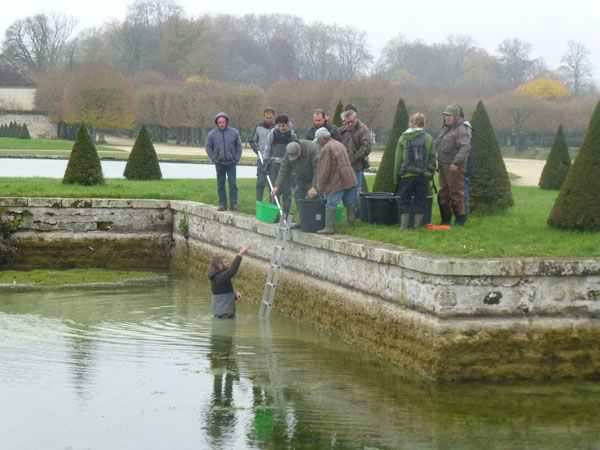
[0,122,30,139]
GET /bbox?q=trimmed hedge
[62,124,104,186]
[123,125,162,180]
[539,124,571,190]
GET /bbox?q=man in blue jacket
[206,112,243,211]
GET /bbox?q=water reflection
[1,279,599,449]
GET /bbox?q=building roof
[0,54,37,88]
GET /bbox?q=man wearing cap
[315,127,357,234]
[435,104,472,226]
[339,109,372,203]
[270,139,320,229]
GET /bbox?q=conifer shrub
[62,124,104,185]
[539,124,571,190]
[0,124,5,137]
[548,100,600,230]
[18,123,31,139]
[372,98,408,193]
[7,121,16,137]
[123,125,162,180]
[469,100,514,213]
[332,101,344,127]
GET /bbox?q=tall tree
[372,98,409,193]
[2,12,76,71]
[539,124,571,190]
[496,38,545,88]
[548,101,600,230]
[469,100,514,213]
[559,40,594,96]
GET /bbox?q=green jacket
[393,127,437,185]
[275,140,320,189]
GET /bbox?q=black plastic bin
[297,198,326,232]
[366,195,399,225]
[359,192,393,223]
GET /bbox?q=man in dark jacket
[271,139,320,229]
[264,115,297,213]
[435,104,472,226]
[249,107,276,202]
[205,112,243,211]
[339,109,372,202]
[305,109,341,141]
[208,244,251,318]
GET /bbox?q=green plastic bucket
[256,201,280,223]
[336,204,343,222]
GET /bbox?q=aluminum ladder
[258,212,293,319]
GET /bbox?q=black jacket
[208,255,242,295]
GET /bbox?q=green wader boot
[400,213,411,231]
[413,214,424,229]
[347,206,356,228]
[317,208,336,235]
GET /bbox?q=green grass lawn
[0,268,159,286]
[0,177,597,259]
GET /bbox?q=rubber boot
[346,206,356,228]
[399,213,411,231]
[412,214,424,230]
[317,208,336,235]
[440,210,452,226]
[454,214,466,226]
[290,217,302,229]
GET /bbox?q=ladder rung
[266,282,275,287]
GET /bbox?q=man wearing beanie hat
[271,139,321,229]
[316,127,358,234]
[435,104,472,226]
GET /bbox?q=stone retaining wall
[1,197,599,380]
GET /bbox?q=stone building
[0,54,57,138]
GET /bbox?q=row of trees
[0,122,31,139]
[3,1,596,94]
[33,62,599,146]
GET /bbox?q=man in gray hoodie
[206,112,243,211]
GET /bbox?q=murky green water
[1,278,599,450]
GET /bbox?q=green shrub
[0,124,6,137]
[539,124,571,190]
[7,121,17,137]
[332,100,344,127]
[469,100,514,213]
[62,124,104,185]
[123,125,162,180]
[18,123,31,139]
[548,100,600,230]
[372,98,408,193]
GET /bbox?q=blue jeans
[353,169,363,199]
[326,188,355,209]
[464,176,470,204]
[215,163,238,207]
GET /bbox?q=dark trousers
[438,166,466,216]
[398,175,429,214]
[256,160,268,202]
[215,163,238,207]
[269,163,292,213]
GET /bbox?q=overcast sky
[2,0,599,79]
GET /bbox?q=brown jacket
[339,120,372,171]
[436,120,472,168]
[317,139,357,195]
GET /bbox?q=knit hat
[314,127,331,140]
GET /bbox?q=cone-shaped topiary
[469,100,514,213]
[63,124,104,185]
[18,123,31,139]
[372,98,409,193]
[539,124,571,190]
[548,100,600,230]
[7,121,16,137]
[123,125,162,180]
[332,100,344,127]
[0,124,5,137]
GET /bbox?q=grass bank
[0,177,597,259]
[0,268,160,286]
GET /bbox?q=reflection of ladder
[259,213,293,319]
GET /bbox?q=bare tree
[2,12,76,71]
[560,40,594,96]
[496,38,546,88]
[330,25,373,79]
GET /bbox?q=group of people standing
[205,103,471,233]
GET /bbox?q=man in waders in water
[208,245,251,318]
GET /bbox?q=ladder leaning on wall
[258,213,293,319]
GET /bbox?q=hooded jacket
[206,112,243,164]
[393,127,437,185]
[339,120,372,171]
[248,119,274,158]
[435,118,472,168]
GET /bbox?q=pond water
[1,278,599,449]
[0,158,257,179]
